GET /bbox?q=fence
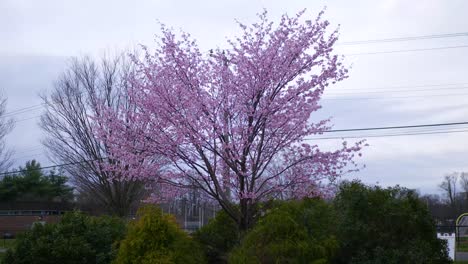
[159,199,220,232]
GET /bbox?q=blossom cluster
[93,9,364,205]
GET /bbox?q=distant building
[0,201,72,236]
[0,190,221,237]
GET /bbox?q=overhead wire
[324,121,468,133]
[3,31,468,167]
[328,83,468,91]
[307,129,468,140]
[326,86,468,95]
[338,32,468,45]
[0,158,106,177]
[3,104,45,118]
[306,121,468,140]
[4,121,468,174]
[345,45,468,56]
[323,92,468,100]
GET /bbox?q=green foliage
[333,180,451,264]
[0,238,16,250]
[0,160,74,202]
[193,210,240,263]
[229,199,337,264]
[1,181,454,264]
[3,211,126,264]
[113,205,205,264]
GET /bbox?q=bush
[333,181,451,264]
[193,210,240,263]
[229,198,337,264]
[113,205,205,264]
[3,211,126,264]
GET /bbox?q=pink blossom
[92,9,364,228]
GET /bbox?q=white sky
[1,0,468,194]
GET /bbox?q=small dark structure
[0,201,72,236]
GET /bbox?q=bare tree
[0,93,14,172]
[439,172,459,213]
[40,53,147,216]
[460,172,468,193]
[459,172,468,202]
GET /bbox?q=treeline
[420,172,468,225]
[0,159,133,216]
[0,160,73,203]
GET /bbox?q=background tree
[333,181,450,264]
[40,54,148,216]
[0,92,14,172]
[439,172,459,216]
[94,10,363,230]
[459,172,468,203]
[418,173,468,224]
[0,160,73,202]
[420,193,451,224]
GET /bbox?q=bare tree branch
[0,93,14,172]
[40,53,147,216]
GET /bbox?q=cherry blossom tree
[94,10,364,229]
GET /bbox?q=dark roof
[0,201,73,211]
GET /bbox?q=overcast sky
[1,0,468,194]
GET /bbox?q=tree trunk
[239,198,252,231]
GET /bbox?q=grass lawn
[0,239,15,263]
[0,239,15,250]
[459,237,468,252]
[459,244,468,252]
[456,237,468,264]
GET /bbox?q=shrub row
[196,181,451,264]
[3,181,451,264]
[4,212,126,264]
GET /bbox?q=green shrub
[333,181,451,264]
[3,211,126,264]
[113,205,205,264]
[193,210,240,263]
[229,198,337,264]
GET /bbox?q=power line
[10,146,44,160]
[326,86,468,95]
[339,32,468,45]
[325,121,468,133]
[4,104,45,118]
[331,83,468,91]
[5,129,468,174]
[0,158,104,177]
[3,85,468,120]
[323,92,468,100]
[5,122,468,174]
[346,45,468,56]
[308,129,468,140]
